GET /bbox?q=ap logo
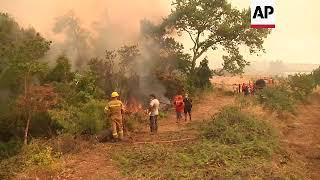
[251,0,275,28]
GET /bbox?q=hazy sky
[1,0,319,66]
[232,0,320,65]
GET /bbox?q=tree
[0,13,51,144]
[195,58,213,88]
[116,45,140,98]
[287,73,316,101]
[140,20,192,75]
[88,51,116,96]
[118,44,140,74]
[16,84,58,145]
[140,20,191,97]
[0,13,20,78]
[88,45,141,99]
[53,11,91,68]
[164,0,270,74]
[45,56,74,83]
[313,66,320,86]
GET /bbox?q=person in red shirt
[173,94,184,123]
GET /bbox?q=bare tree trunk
[190,55,198,75]
[23,68,31,145]
[24,111,31,145]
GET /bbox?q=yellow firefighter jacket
[105,100,124,120]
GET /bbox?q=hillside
[13,90,320,179]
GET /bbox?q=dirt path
[282,93,320,179]
[143,92,234,133]
[52,92,235,179]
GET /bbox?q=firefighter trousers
[111,117,123,140]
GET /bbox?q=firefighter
[105,92,125,141]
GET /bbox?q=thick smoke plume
[1,0,173,102]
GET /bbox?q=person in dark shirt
[183,93,193,122]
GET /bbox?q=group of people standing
[173,93,193,123]
[147,92,193,134]
[235,82,256,96]
[104,91,193,142]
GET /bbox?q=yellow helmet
[111,92,119,98]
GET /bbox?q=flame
[125,96,143,114]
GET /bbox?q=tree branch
[184,28,196,45]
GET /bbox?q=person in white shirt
[149,94,160,133]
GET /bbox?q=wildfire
[125,96,144,114]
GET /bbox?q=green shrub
[256,73,317,114]
[49,99,108,134]
[124,112,147,132]
[257,86,296,114]
[312,66,320,86]
[0,139,22,160]
[223,90,235,96]
[202,106,277,150]
[287,73,316,101]
[235,95,254,109]
[0,140,59,179]
[23,141,57,167]
[113,106,279,179]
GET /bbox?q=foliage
[256,72,318,115]
[0,101,23,142]
[194,58,213,89]
[156,69,188,98]
[16,84,58,144]
[0,12,53,145]
[164,0,270,74]
[53,11,91,68]
[142,20,211,96]
[202,106,277,150]
[49,99,107,134]
[113,106,280,179]
[0,140,59,179]
[235,94,254,109]
[124,112,148,132]
[141,21,191,97]
[23,141,57,167]
[16,84,58,113]
[88,45,141,99]
[72,71,104,102]
[287,73,316,101]
[0,139,22,160]
[257,86,296,114]
[45,55,74,83]
[312,66,320,86]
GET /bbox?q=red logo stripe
[251,24,275,28]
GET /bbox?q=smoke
[137,38,171,104]
[42,0,170,69]
[0,0,173,102]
